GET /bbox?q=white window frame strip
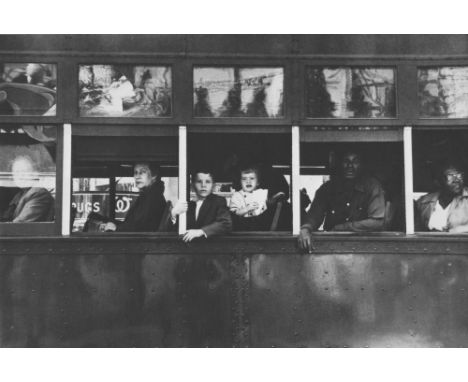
[404,126,415,235]
[178,125,187,235]
[61,123,72,236]
[292,125,301,235]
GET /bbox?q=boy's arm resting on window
[301,185,327,232]
[13,189,54,223]
[332,181,385,232]
[201,198,233,238]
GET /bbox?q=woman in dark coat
[103,162,167,232]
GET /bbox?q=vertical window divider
[178,125,187,235]
[61,123,72,236]
[292,125,301,235]
[404,126,414,235]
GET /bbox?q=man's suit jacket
[187,194,232,237]
[10,187,55,222]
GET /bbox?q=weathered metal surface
[1,237,468,347]
[250,253,468,347]
[0,252,243,347]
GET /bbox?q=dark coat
[187,194,232,237]
[116,180,166,232]
[1,187,54,222]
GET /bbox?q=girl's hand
[247,202,260,212]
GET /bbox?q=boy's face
[193,172,214,199]
[241,171,258,192]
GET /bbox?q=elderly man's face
[341,153,362,180]
[443,167,464,195]
[12,157,36,188]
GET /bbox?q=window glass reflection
[79,65,172,117]
[193,67,284,118]
[306,67,396,118]
[0,125,56,223]
[418,67,468,118]
[0,63,57,116]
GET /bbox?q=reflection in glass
[418,67,468,118]
[0,63,57,116]
[306,67,396,118]
[79,65,172,117]
[193,67,284,118]
[0,125,56,222]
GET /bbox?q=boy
[171,169,232,242]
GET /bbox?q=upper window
[79,65,172,118]
[306,67,396,118]
[418,67,468,118]
[193,67,284,118]
[0,63,57,116]
[0,125,56,223]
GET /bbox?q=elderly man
[416,162,468,233]
[298,150,386,252]
[1,155,54,223]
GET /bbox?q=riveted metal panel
[250,253,468,347]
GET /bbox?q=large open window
[300,127,405,232]
[71,129,178,233]
[187,129,292,232]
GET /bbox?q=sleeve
[333,180,385,232]
[301,183,328,231]
[201,197,233,238]
[13,189,54,223]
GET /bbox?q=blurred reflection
[79,65,172,117]
[0,63,56,116]
[306,67,395,118]
[193,67,284,118]
[419,67,468,118]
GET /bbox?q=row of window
[1,124,467,236]
[4,63,468,118]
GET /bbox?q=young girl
[230,166,268,218]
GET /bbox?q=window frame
[0,123,63,236]
[1,49,468,240]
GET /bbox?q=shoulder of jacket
[211,194,227,204]
[417,192,438,205]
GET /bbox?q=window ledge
[0,232,468,255]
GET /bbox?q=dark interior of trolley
[2,35,468,348]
